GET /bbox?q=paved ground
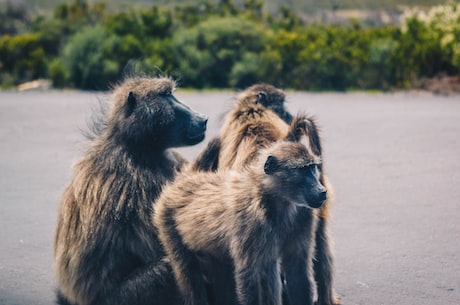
[0,90,459,305]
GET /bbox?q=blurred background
[1,2,460,305]
[0,0,459,93]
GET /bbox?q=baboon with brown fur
[191,84,292,172]
[192,84,339,305]
[154,118,327,305]
[54,76,208,305]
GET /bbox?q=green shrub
[0,33,47,84]
[48,58,67,88]
[61,25,120,90]
[392,4,460,86]
[31,17,69,56]
[364,37,398,89]
[103,6,173,40]
[169,16,267,88]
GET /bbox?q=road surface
[0,90,459,305]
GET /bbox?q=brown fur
[191,84,292,172]
[54,76,207,305]
[154,130,327,305]
[192,84,339,305]
[218,92,290,170]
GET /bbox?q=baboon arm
[259,262,282,305]
[190,137,221,172]
[200,257,238,305]
[314,217,340,305]
[169,252,209,305]
[160,211,209,305]
[234,262,260,305]
[282,256,314,305]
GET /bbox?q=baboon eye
[160,90,172,96]
[301,164,317,173]
[310,165,321,176]
[256,92,266,103]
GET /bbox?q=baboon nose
[201,117,208,130]
[318,190,327,203]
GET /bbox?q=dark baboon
[54,76,208,305]
[193,84,339,305]
[154,121,327,305]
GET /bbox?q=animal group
[54,76,340,305]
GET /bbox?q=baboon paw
[317,295,341,305]
[330,295,342,305]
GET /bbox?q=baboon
[54,76,208,305]
[192,84,339,305]
[154,119,327,305]
[191,84,292,172]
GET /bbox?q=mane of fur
[218,95,290,170]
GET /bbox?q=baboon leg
[281,273,290,305]
[282,210,317,305]
[162,211,209,305]
[259,261,282,305]
[56,258,182,305]
[314,217,340,305]
[191,137,221,172]
[104,258,183,305]
[234,261,261,305]
[282,254,315,305]
[200,257,237,305]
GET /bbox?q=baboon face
[245,84,293,123]
[154,92,208,147]
[263,142,327,209]
[113,78,208,148]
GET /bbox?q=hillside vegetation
[8,0,460,12]
[1,0,459,91]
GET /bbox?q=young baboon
[154,123,327,305]
[54,76,208,305]
[191,83,292,172]
[192,84,339,305]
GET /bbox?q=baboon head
[110,77,208,149]
[237,84,293,123]
[262,119,327,209]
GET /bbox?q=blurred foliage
[169,16,267,88]
[0,0,459,90]
[61,25,120,90]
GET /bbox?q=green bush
[393,4,460,86]
[61,25,120,90]
[0,33,47,84]
[103,6,173,40]
[31,17,69,56]
[169,16,267,88]
[48,58,67,88]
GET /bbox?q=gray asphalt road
[0,90,459,305]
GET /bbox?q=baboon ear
[298,133,311,151]
[264,155,278,175]
[287,117,308,142]
[256,91,267,104]
[125,91,137,116]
